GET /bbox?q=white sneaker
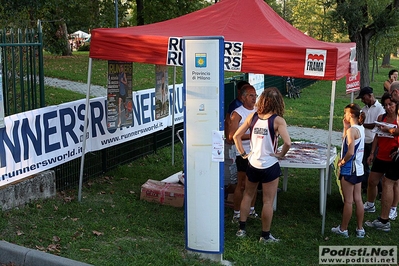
[236,229,246,237]
[249,210,259,219]
[331,225,349,238]
[389,209,397,220]
[364,202,376,213]
[356,228,366,238]
[259,234,280,243]
[232,213,240,224]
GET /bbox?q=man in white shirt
[356,86,385,204]
[228,85,258,223]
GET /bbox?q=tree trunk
[61,22,72,56]
[381,53,391,67]
[350,28,375,88]
[136,0,144,25]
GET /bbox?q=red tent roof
[89,0,355,80]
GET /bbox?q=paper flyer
[373,121,396,138]
[212,130,224,162]
[107,61,133,129]
[155,65,169,120]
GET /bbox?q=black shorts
[385,160,399,181]
[235,156,248,172]
[370,158,393,173]
[246,162,281,183]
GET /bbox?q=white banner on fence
[0,84,184,187]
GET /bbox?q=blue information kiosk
[182,36,226,263]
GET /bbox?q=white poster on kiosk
[183,36,224,254]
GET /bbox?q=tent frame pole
[172,66,177,165]
[322,80,336,235]
[78,57,93,202]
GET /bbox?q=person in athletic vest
[332,103,366,238]
[233,87,291,243]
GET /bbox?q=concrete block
[0,241,93,266]
[0,240,30,265]
[25,249,93,266]
[0,170,56,211]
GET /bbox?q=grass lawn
[1,54,398,265]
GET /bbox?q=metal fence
[53,123,183,191]
[0,22,45,115]
[0,23,185,192]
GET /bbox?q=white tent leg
[78,58,93,202]
[172,66,177,165]
[322,80,336,235]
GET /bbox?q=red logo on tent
[306,53,325,72]
[307,54,325,61]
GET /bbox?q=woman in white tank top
[233,87,291,243]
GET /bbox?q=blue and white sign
[183,36,224,254]
[0,85,184,187]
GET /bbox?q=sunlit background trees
[1,0,398,86]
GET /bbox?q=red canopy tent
[89,0,355,80]
[83,0,356,235]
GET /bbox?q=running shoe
[356,228,366,238]
[363,202,376,213]
[259,234,280,243]
[232,214,240,224]
[249,210,259,219]
[389,209,397,220]
[365,219,390,232]
[236,229,246,238]
[331,225,349,238]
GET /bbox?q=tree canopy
[332,0,399,87]
[1,0,399,86]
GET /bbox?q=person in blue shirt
[332,103,366,238]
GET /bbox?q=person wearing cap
[356,87,385,199]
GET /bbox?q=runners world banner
[0,85,184,187]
